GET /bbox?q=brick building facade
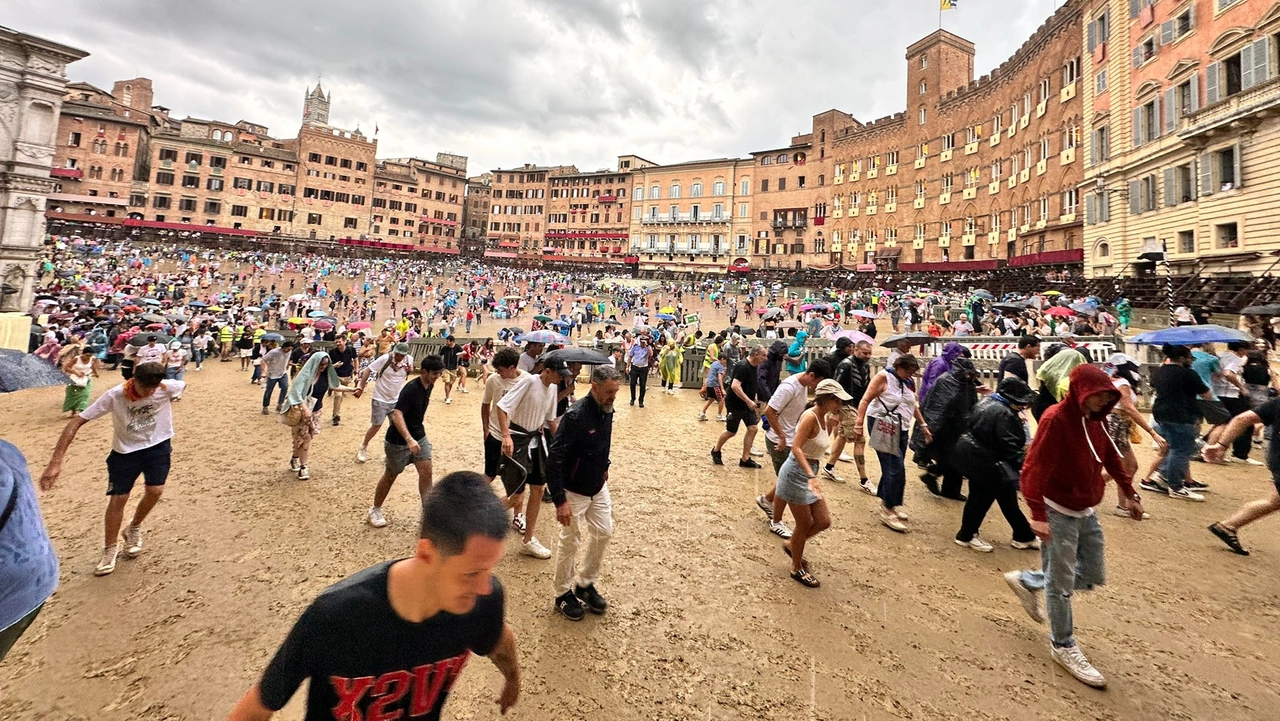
[626,157,754,274]
[462,173,491,256]
[371,155,467,253]
[49,79,153,218]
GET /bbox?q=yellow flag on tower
[941,0,957,9]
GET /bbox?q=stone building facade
[48,79,153,218]
[626,157,754,274]
[462,173,491,255]
[0,27,86,321]
[371,155,467,253]
[485,164,570,264]
[545,156,650,267]
[1081,0,1280,279]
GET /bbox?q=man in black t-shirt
[439,335,462,405]
[228,471,520,720]
[999,336,1041,384]
[1205,398,1280,555]
[328,336,359,426]
[712,344,768,468]
[367,355,444,529]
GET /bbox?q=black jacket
[835,355,872,405]
[546,393,614,506]
[911,368,978,456]
[952,396,1027,482]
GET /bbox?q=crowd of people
[5,236,1280,717]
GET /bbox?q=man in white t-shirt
[496,357,569,560]
[134,335,166,366]
[354,343,415,463]
[1215,341,1259,464]
[757,360,833,539]
[952,318,974,336]
[39,362,185,577]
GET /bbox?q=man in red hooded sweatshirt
[1003,364,1146,689]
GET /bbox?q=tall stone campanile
[0,26,86,348]
[303,82,330,125]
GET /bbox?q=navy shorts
[106,439,172,496]
[484,434,503,478]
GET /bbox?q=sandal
[1208,523,1249,556]
[790,568,820,588]
[783,545,810,572]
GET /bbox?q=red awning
[421,246,460,255]
[897,259,1002,272]
[123,218,259,237]
[50,167,83,179]
[1007,248,1084,267]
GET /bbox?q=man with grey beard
[545,365,621,621]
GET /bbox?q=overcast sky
[6,0,1065,176]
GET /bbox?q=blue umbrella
[656,313,677,321]
[141,298,162,306]
[308,310,327,318]
[261,332,284,343]
[548,319,571,328]
[1069,302,1099,316]
[517,330,571,345]
[0,349,70,393]
[1127,325,1253,345]
[187,301,208,307]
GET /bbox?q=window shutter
[1160,20,1175,46]
[1189,71,1200,112]
[1100,192,1111,222]
[1129,0,1140,18]
[1233,143,1243,188]
[1133,107,1145,147]
[1129,181,1141,214]
[1189,159,1199,200]
[1133,45,1143,68]
[1165,88,1177,133]
[1206,62,1220,104]
[1090,131,1099,165]
[1242,42,1257,89]
[1199,152,1214,196]
[1164,168,1177,206]
[1087,22,1098,53]
[1152,95,1162,139]
[1086,193,1097,224]
[1253,38,1272,87]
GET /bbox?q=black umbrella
[128,333,173,347]
[993,303,1027,314]
[141,313,167,323]
[539,347,612,366]
[0,349,70,393]
[1241,304,1280,316]
[880,332,935,348]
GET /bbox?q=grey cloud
[2,0,1056,174]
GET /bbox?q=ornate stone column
[0,28,86,348]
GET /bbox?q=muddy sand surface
[2,360,1279,720]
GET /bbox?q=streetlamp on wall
[1137,238,1174,328]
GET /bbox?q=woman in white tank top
[775,379,854,588]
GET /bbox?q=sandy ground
[5,275,1280,719]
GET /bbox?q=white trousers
[553,485,614,596]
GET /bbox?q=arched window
[777,153,789,163]
[1096,240,1110,258]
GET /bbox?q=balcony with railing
[1180,75,1280,139]
[640,211,729,225]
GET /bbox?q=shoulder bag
[868,378,904,457]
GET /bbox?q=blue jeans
[875,430,910,508]
[193,348,205,367]
[1020,509,1106,648]
[1158,421,1198,491]
[262,375,287,409]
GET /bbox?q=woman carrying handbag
[281,352,342,481]
[854,354,930,532]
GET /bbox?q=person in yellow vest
[219,323,235,362]
[396,315,411,338]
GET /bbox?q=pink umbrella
[831,329,875,345]
[347,321,371,330]
[312,320,335,331]
[1043,306,1075,318]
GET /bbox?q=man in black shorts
[367,355,444,529]
[712,344,767,468]
[327,335,359,426]
[39,362,185,576]
[480,349,526,515]
[228,471,521,720]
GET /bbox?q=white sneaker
[755,494,773,516]
[511,512,527,534]
[893,506,909,521]
[1050,644,1107,688]
[1112,505,1151,520]
[750,448,764,457]
[1003,570,1044,623]
[290,456,301,471]
[356,447,368,463]
[1244,458,1264,466]
[461,387,470,394]
[956,534,994,552]
[879,512,908,532]
[95,545,119,576]
[820,467,846,483]
[860,479,878,495]
[1168,487,1205,501]
[297,466,310,480]
[717,415,727,422]
[123,525,144,558]
[1011,538,1042,550]
[838,453,854,463]
[769,520,793,539]
[445,397,453,404]
[521,537,552,559]
[367,506,388,528]
[698,412,708,421]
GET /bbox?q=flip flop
[790,568,820,588]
